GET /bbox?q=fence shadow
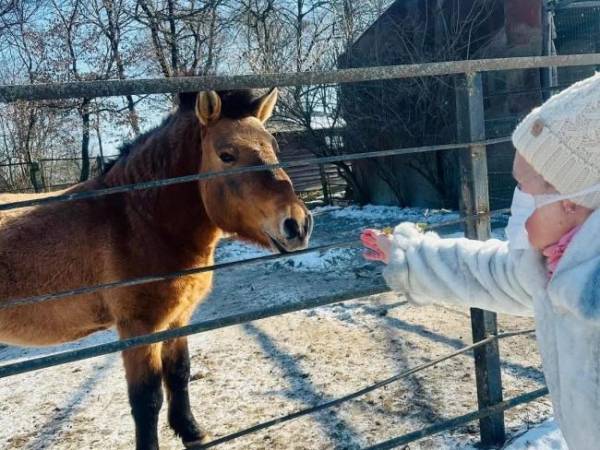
[374,312,444,423]
[360,305,544,384]
[243,323,363,450]
[23,354,118,450]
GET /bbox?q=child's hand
[361,229,393,264]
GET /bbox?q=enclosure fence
[2,53,599,448]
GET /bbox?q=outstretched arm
[363,223,536,316]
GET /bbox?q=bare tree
[0,0,34,39]
[85,0,142,135]
[230,0,398,203]
[132,0,232,78]
[338,0,499,206]
[0,2,66,190]
[48,0,106,181]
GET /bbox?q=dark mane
[101,89,270,175]
[101,115,174,175]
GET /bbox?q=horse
[0,88,313,449]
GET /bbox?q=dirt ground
[0,206,550,450]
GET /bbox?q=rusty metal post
[455,72,505,446]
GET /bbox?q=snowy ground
[0,205,557,449]
[503,420,566,450]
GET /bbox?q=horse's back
[0,186,118,346]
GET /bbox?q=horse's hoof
[183,433,212,448]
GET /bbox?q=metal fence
[0,155,118,193]
[1,156,344,204]
[2,53,599,448]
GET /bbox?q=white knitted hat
[512,72,600,209]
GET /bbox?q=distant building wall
[338,0,545,210]
[554,2,600,83]
[271,126,346,195]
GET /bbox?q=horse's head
[194,89,313,253]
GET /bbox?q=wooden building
[337,0,566,209]
[268,119,347,201]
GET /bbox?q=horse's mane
[101,89,269,175]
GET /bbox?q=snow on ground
[217,205,507,273]
[0,204,552,450]
[503,420,567,450]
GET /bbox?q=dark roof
[338,1,407,64]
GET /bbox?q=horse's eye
[219,153,236,163]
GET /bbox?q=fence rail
[1,54,600,102]
[0,208,509,310]
[0,136,512,212]
[364,387,549,450]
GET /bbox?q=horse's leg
[118,321,164,450]
[162,329,209,446]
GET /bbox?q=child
[361,73,600,450]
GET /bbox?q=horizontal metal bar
[39,155,120,162]
[0,284,390,379]
[556,1,600,9]
[0,210,511,380]
[0,210,507,378]
[364,387,549,450]
[0,162,29,168]
[0,208,509,309]
[192,329,535,449]
[0,136,511,212]
[1,55,600,102]
[0,240,360,309]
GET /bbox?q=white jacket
[383,209,600,450]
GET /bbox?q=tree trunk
[137,0,172,77]
[79,97,91,182]
[204,1,217,74]
[95,109,105,173]
[166,0,178,74]
[103,0,141,135]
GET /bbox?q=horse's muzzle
[270,213,313,253]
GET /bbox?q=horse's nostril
[283,218,300,240]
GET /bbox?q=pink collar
[542,226,582,277]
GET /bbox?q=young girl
[361,73,600,449]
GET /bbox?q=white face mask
[505,183,600,250]
[506,187,535,250]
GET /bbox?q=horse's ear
[195,91,222,126]
[254,88,278,123]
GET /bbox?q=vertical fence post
[29,161,44,193]
[319,164,332,205]
[455,72,506,446]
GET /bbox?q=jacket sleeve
[382,223,535,316]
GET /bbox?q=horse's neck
[104,114,221,260]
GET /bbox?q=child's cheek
[526,206,568,249]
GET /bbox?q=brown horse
[0,88,313,449]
